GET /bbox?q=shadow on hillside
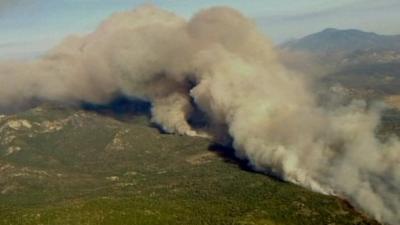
[208,143,286,182]
[81,96,152,120]
[80,94,210,132]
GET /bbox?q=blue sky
[1,0,400,59]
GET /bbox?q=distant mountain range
[281,28,400,98]
[282,28,400,54]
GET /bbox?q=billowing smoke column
[0,5,399,224]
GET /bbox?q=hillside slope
[0,105,382,225]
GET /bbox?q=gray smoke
[0,5,399,224]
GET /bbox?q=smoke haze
[0,5,399,224]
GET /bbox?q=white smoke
[0,5,399,224]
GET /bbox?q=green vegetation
[0,105,381,225]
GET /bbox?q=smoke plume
[0,5,399,224]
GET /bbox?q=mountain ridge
[282,28,400,54]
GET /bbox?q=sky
[1,0,400,59]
